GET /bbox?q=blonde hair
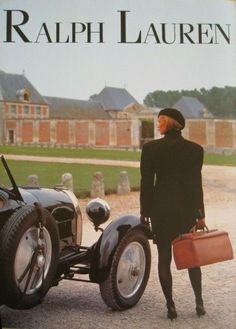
[161,115,183,131]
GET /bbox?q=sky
[0,0,235,103]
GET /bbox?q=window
[24,105,29,116]
[10,105,17,115]
[16,88,30,102]
[35,106,41,116]
[23,92,29,102]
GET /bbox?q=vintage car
[0,155,152,310]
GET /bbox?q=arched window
[16,88,30,102]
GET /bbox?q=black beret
[158,108,185,129]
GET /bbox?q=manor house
[0,70,235,153]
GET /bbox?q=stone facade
[4,119,140,149]
[3,117,236,154]
[0,102,4,143]
[183,119,236,154]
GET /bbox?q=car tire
[0,205,60,309]
[99,229,151,310]
[0,226,3,307]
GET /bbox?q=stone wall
[183,119,236,154]
[4,119,140,149]
[0,102,4,143]
[4,118,236,154]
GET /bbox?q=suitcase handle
[190,224,209,233]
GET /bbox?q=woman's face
[158,115,168,135]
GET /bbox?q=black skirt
[151,213,196,247]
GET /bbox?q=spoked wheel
[99,229,151,310]
[0,206,59,309]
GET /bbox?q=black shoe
[196,303,206,317]
[167,303,177,320]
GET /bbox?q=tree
[143,86,236,118]
[144,90,181,108]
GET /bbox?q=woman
[140,108,206,320]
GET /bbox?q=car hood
[19,187,74,210]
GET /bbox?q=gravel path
[4,154,140,168]
[1,165,236,329]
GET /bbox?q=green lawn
[4,160,140,198]
[203,153,236,166]
[1,145,236,166]
[0,145,236,166]
[1,145,235,197]
[0,145,141,161]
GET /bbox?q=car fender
[89,214,152,283]
[0,190,23,225]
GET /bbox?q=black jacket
[140,130,205,244]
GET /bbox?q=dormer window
[16,88,30,102]
[24,92,29,102]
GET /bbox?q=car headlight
[86,198,110,230]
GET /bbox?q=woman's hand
[140,215,150,226]
[196,218,206,230]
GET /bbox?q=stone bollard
[61,173,74,191]
[117,171,131,195]
[27,174,39,187]
[91,172,105,198]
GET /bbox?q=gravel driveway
[1,165,236,329]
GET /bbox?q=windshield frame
[0,155,23,201]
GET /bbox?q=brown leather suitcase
[172,229,234,270]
